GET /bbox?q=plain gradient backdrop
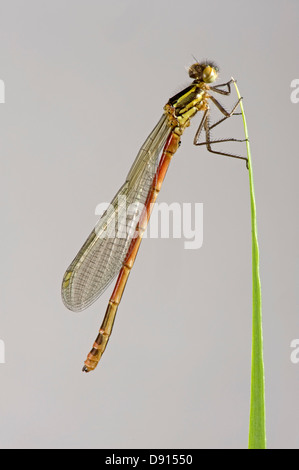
[0,0,298,449]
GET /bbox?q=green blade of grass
[233,80,266,449]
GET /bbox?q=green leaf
[233,80,266,449]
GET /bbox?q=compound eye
[189,63,203,80]
[202,66,218,83]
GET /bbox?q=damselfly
[61,60,248,372]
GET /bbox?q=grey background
[0,0,298,449]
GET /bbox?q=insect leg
[193,108,248,168]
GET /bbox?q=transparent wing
[62,114,171,311]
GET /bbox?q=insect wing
[62,115,171,311]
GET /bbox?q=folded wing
[62,114,171,311]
